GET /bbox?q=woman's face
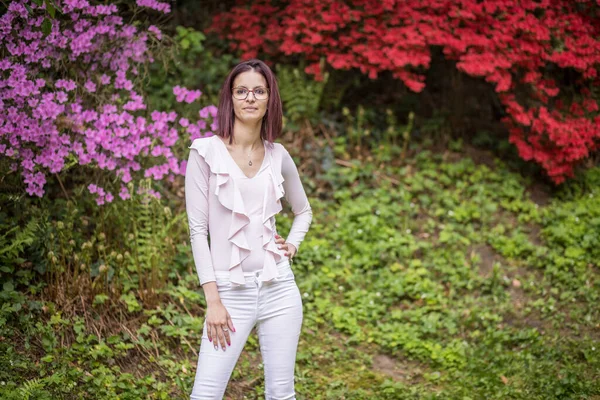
[231,70,269,124]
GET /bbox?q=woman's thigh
[256,272,303,399]
[190,283,258,400]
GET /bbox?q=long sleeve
[281,147,313,252]
[185,148,216,286]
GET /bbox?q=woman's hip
[213,258,295,289]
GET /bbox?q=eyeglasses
[232,86,270,100]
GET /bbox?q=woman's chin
[236,114,265,123]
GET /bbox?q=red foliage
[210,0,600,183]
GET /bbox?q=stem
[55,173,70,201]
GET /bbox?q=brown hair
[216,59,283,145]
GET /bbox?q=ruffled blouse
[184,134,313,287]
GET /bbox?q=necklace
[246,140,262,166]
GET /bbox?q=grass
[1,138,599,399]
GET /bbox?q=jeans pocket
[215,277,233,292]
[277,270,296,282]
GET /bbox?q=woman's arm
[281,147,313,253]
[186,147,232,349]
[185,148,217,287]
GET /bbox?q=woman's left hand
[275,234,297,260]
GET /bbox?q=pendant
[248,160,253,166]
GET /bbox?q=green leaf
[53,1,63,13]
[45,0,56,18]
[175,25,188,37]
[41,18,52,36]
[41,354,54,363]
[94,294,109,305]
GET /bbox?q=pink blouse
[185,135,313,287]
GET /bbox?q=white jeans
[190,259,303,400]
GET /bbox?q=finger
[211,324,220,349]
[212,324,220,347]
[223,327,231,346]
[288,243,297,256]
[207,323,212,342]
[216,326,227,351]
[222,326,230,349]
[274,236,285,244]
[214,324,223,350]
[227,314,236,333]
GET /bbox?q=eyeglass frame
[231,86,270,100]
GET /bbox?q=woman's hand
[205,300,235,351]
[275,234,297,260]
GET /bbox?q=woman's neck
[230,119,263,149]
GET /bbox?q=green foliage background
[1,15,599,400]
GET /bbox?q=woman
[185,59,313,400]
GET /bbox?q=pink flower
[55,79,77,91]
[136,0,171,13]
[148,25,162,40]
[119,185,131,200]
[84,80,97,92]
[173,85,202,103]
[56,91,68,103]
[1,0,216,206]
[199,105,217,119]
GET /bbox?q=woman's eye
[256,89,266,95]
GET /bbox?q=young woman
[185,59,313,399]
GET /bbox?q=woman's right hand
[205,300,236,351]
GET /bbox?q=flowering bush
[0,0,217,205]
[210,0,600,183]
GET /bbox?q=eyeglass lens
[233,87,268,100]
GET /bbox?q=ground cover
[2,141,599,399]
